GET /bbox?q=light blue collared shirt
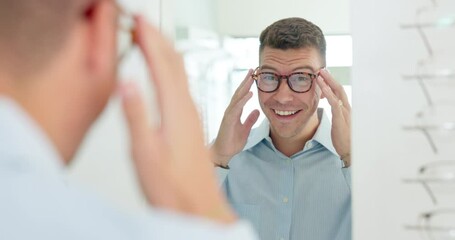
[220,108,351,240]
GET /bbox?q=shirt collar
[0,96,64,176]
[312,108,338,156]
[243,108,338,156]
[243,118,270,151]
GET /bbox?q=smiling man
[211,18,352,240]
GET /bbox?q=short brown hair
[259,17,326,65]
[0,0,88,76]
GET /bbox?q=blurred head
[0,0,120,162]
[257,17,326,141]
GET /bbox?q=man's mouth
[273,109,301,116]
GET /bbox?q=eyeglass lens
[256,72,314,93]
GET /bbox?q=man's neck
[270,112,321,157]
[0,65,82,165]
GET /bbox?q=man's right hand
[211,70,260,168]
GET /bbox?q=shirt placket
[277,154,294,240]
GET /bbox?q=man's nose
[272,78,294,104]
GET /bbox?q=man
[0,0,258,239]
[212,17,352,240]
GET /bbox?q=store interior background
[67,0,455,239]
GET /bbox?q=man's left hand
[315,69,351,167]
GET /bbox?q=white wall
[174,0,218,32]
[217,0,350,36]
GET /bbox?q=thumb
[243,110,260,134]
[120,82,150,144]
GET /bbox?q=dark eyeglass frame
[251,67,320,93]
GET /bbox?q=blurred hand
[315,69,351,167]
[121,16,236,223]
[211,71,260,168]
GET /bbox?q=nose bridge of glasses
[271,75,295,102]
[278,74,292,85]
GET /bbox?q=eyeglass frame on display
[402,65,455,107]
[400,2,455,57]
[404,208,455,240]
[400,2,455,106]
[402,122,455,154]
[403,160,455,205]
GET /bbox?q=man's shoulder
[0,170,136,239]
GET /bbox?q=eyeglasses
[400,1,455,106]
[403,160,455,205]
[400,1,455,239]
[400,3,455,58]
[114,2,136,62]
[402,105,455,154]
[402,56,455,107]
[251,67,319,93]
[405,209,455,240]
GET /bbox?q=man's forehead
[259,46,323,72]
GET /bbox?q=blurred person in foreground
[0,0,258,239]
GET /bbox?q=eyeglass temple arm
[421,128,438,154]
[421,181,438,205]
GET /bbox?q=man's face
[258,46,324,140]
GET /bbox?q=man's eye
[293,74,312,82]
[296,75,310,81]
[261,74,276,81]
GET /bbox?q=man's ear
[83,0,116,77]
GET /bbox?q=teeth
[274,110,298,116]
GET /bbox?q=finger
[316,76,339,108]
[235,69,254,96]
[134,15,200,141]
[120,82,150,143]
[342,106,351,123]
[134,15,190,117]
[319,69,350,109]
[131,130,178,209]
[242,110,260,132]
[316,76,346,120]
[229,91,254,119]
[230,70,255,105]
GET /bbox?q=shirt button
[307,142,313,148]
[283,197,289,203]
